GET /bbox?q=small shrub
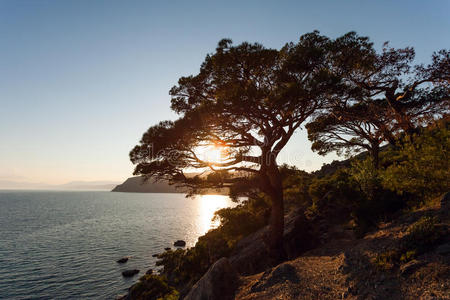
[281,165,313,210]
[402,216,442,254]
[213,196,269,248]
[352,188,405,237]
[350,157,380,200]
[128,274,179,300]
[308,169,362,218]
[381,121,450,202]
[374,216,443,269]
[400,250,417,263]
[374,249,400,270]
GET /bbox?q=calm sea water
[0,191,234,299]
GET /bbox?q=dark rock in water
[152,254,159,258]
[184,257,238,300]
[122,269,139,277]
[116,257,129,264]
[146,269,153,275]
[174,240,186,247]
[164,247,171,251]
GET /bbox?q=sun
[196,144,227,164]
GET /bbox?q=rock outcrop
[229,210,318,275]
[184,257,239,300]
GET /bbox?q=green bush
[402,216,443,254]
[308,168,362,214]
[400,250,417,263]
[381,121,450,202]
[156,231,230,289]
[280,165,313,210]
[374,249,401,270]
[213,203,268,248]
[128,274,179,300]
[307,160,405,236]
[349,157,380,200]
[375,216,444,269]
[352,187,405,236]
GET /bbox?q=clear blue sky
[0,0,449,184]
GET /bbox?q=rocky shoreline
[117,193,449,300]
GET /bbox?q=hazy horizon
[1,0,449,184]
[0,178,121,190]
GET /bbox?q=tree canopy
[306,32,449,166]
[306,100,393,168]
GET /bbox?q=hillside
[188,196,450,300]
[111,177,188,193]
[111,176,228,195]
[235,200,450,299]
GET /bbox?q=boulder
[229,226,271,275]
[229,210,318,275]
[122,269,139,277]
[152,254,160,258]
[184,257,239,300]
[174,240,186,247]
[164,247,171,251]
[146,269,153,275]
[116,257,129,264]
[282,209,318,259]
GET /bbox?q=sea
[0,190,235,299]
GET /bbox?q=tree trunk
[264,161,285,260]
[268,186,284,257]
[371,145,380,169]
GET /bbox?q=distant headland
[111,176,228,195]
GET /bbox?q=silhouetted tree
[330,33,449,139]
[130,32,338,256]
[306,100,394,168]
[307,32,449,166]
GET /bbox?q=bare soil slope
[236,203,449,300]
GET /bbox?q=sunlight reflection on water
[195,194,234,235]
